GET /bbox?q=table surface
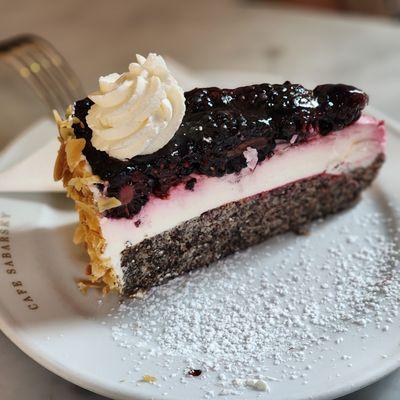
[0,0,400,399]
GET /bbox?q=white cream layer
[98,115,385,279]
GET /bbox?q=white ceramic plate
[0,115,399,400]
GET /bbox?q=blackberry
[185,178,197,191]
[72,82,368,219]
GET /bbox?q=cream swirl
[86,53,186,160]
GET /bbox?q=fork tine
[23,42,75,112]
[0,34,85,115]
[32,45,81,107]
[33,36,85,100]
[0,36,59,112]
[13,48,67,114]
[2,50,61,113]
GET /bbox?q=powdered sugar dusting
[104,195,400,398]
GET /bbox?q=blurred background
[271,0,400,15]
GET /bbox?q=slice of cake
[54,54,386,296]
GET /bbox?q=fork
[0,33,85,116]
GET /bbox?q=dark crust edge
[120,155,384,296]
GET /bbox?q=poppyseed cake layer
[119,154,384,296]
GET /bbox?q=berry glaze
[72,82,368,219]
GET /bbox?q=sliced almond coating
[65,138,86,171]
[53,109,62,124]
[54,110,75,141]
[102,269,118,288]
[54,142,67,181]
[59,125,75,141]
[97,197,122,213]
[65,105,73,118]
[73,225,85,244]
[77,281,89,294]
[54,110,121,294]
[75,199,95,213]
[77,280,104,294]
[68,175,101,191]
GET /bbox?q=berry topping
[73,82,368,219]
[187,369,202,377]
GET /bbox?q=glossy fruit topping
[72,82,368,219]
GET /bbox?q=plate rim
[2,318,400,400]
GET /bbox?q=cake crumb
[188,368,202,377]
[141,375,157,383]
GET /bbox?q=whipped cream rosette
[86,53,185,160]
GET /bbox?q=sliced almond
[97,197,122,213]
[141,375,157,383]
[65,138,86,171]
[68,175,101,191]
[53,143,67,181]
[73,225,85,244]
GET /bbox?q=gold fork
[0,33,85,115]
